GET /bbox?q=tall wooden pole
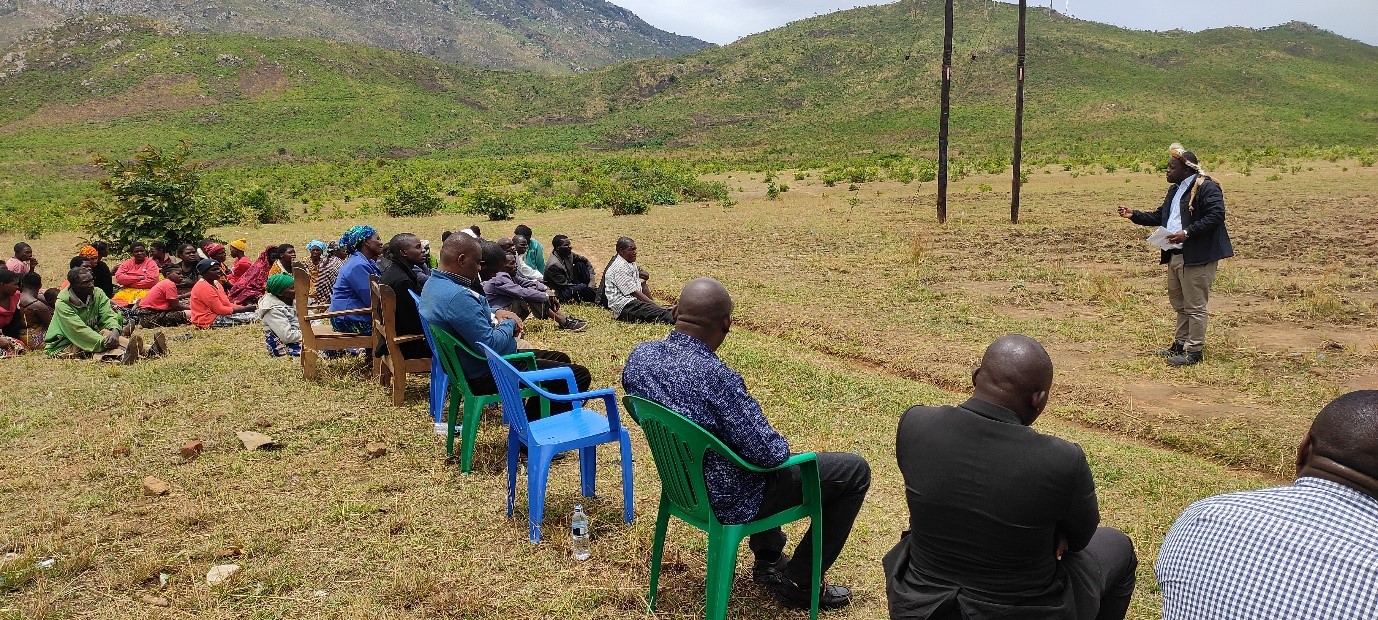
[1011,0,1027,223]
[937,0,954,224]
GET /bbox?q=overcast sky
[608,0,1378,47]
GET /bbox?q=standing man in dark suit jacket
[1118,143,1233,366]
[885,334,1136,620]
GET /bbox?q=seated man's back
[886,335,1135,620]
[1155,390,1378,619]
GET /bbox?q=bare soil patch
[2,73,216,130]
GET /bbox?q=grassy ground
[2,160,1373,618]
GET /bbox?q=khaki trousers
[1166,255,1218,353]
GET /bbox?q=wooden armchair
[293,266,372,380]
[370,277,432,406]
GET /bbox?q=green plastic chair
[623,395,822,620]
[429,326,546,473]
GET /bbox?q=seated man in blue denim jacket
[419,234,589,419]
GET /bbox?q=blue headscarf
[306,240,327,252]
[339,225,377,252]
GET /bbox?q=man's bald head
[1308,390,1378,481]
[972,334,1055,424]
[439,233,481,279]
[673,277,734,351]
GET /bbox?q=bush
[766,182,781,200]
[84,142,210,248]
[382,180,443,217]
[465,188,517,221]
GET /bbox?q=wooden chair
[369,277,431,406]
[292,266,372,380]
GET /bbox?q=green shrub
[84,142,210,247]
[382,180,443,217]
[766,182,781,200]
[464,188,517,221]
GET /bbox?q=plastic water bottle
[571,504,591,561]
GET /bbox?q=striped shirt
[1156,477,1378,619]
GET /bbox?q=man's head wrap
[77,244,99,260]
[195,258,218,274]
[339,225,377,251]
[203,242,226,256]
[1169,142,1204,174]
[266,273,294,295]
[306,240,327,252]
[228,238,248,252]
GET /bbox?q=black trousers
[1066,527,1137,620]
[616,299,674,324]
[748,452,871,585]
[555,284,597,304]
[466,349,591,420]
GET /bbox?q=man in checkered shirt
[1156,390,1378,619]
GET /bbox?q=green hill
[0,0,711,73]
[2,0,1377,231]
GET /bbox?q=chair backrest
[429,325,489,396]
[479,343,534,442]
[409,290,439,359]
[623,395,740,527]
[369,277,398,354]
[292,266,313,321]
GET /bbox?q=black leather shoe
[1156,341,1184,358]
[774,575,852,610]
[751,553,789,585]
[1166,350,1203,366]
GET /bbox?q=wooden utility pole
[937,0,954,224]
[1011,0,1027,223]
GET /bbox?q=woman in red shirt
[112,241,163,306]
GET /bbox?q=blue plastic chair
[479,343,635,542]
[408,290,447,428]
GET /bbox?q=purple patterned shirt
[622,331,790,524]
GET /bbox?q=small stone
[235,431,275,451]
[254,418,272,428]
[205,563,239,586]
[216,546,243,559]
[112,445,132,457]
[364,442,388,458]
[141,476,170,496]
[179,440,204,459]
[139,594,170,607]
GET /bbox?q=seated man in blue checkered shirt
[1156,390,1378,619]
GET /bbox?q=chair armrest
[393,335,426,345]
[516,366,581,397]
[307,307,372,321]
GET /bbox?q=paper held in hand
[1147,227,1184,251]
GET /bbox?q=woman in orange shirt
[189,259,256,329]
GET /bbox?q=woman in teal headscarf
[327,225,382,334]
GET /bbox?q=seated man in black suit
[885,334,1136,620]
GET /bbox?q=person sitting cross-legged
[1155,390,1378,619]
[111,241,162,307]
[480,241,587,332]
[602,236,673,324]
[16,271,54,351]
[622,277,871,610]
[885,334,1137,620]
[136,264,192,328]
[506,235,544,282]
[6,242,38,275]
[190,259,256,329]
[543,234,597,304]
[44,266,167,363]
[257,273,302,357]
[418,233,591,422]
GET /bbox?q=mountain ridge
[0,0,712,72]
